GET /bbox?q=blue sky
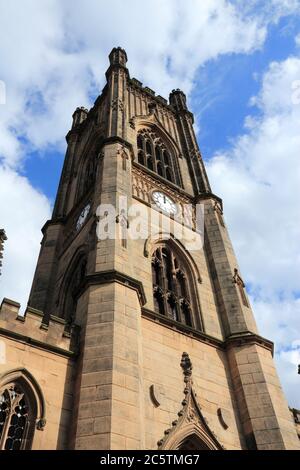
[0,0,300,409]
[21,12,300,200]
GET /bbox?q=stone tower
[0,48,299,450]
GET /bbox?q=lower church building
[0,48,299,450]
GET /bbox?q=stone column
[203,196,300,449]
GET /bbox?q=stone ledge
[141,308,274,355]
[142,307,223,349]
[0,326,77,359]
[0,297,80,355]
[194,192,223,208]
[79,270,147,307]
[225,332,274,356]
[1,297,21,310]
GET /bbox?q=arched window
[147,157,154,171]
[138,150,144,165]
[136,129,181,186]
[151,246,195,327]
[165,167,174,182]
[157,162,164,177]
[155,146,162,162]
[0,370,46,450]
[145,140,152,156]
[0,384,32,450]
[77,156,96,201]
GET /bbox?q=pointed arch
[158,390,223,450]
[58,246,88,323]
[76,154,97,202]
[0,368,46,450]
[74,133,104,203]
[157,353,224,451]
[146,233,204,331]
[144,232,202,283]
[134,118,183,187]
[134,113,182,159]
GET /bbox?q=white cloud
[0,0,275,308]
[0,0,277,169]
[207,54,300,407]
[0,0,299,412]
[0,167,51,309]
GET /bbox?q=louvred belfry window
[0,384,33,450]
[77,155,97,202]
[151,246,193,327]
[137,129,182,186]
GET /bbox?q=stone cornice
[225,332,274,356]
[41,218,65,234]
[194,192,223,209]
[0,327,77,359]
[80,270,147,306]
[142,308,224,349]
[141,308,274,355]
[102,136,134,153]
[132,162,194,201]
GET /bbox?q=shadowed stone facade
[0,48,299,450]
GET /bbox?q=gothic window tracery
[137,129,181,186]
[151,246,194,327]
[0,383,33,450]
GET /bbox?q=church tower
[0,48,299,450]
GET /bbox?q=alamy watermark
[95,197,205,252]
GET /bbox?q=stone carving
[213,200,225,227]
[111,98,124,112]
[217,407,231,430]
[157,352,224,450]
[116,210,129,249]
[129,117,136,129]
[0,229,7,276]
[149,384,165,407]
[36,418,47,430]
[233,268,249,308]
[132,167,194,229]
[117,146,129,171]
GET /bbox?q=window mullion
[0,398,11,450]
[169,150,177,184]
[152,140,157,173]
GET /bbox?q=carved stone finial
[36,418,46,431]
[157,351,224,450]
[109,47,128,67]
[232,268,244,286]
[169,89,188,111]
[72,107,88,128]
[180,351,192,378]
[148,101,157,115]
[0,229,7,276]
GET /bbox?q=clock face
[76,203,91,231]
[152,191,177,215]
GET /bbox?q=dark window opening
[0,384,35,450]
[151,246,196,328]
[136,130,181,186]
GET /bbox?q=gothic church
[0,48,299,450]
